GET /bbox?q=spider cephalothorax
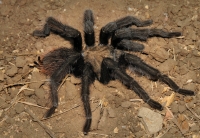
[33,10,195,135]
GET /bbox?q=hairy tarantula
[33,10,195,135]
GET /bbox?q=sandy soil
[0,0,200,138]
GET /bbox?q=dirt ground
[0,0,200,138]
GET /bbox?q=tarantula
[33,10,194,135]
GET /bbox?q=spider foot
[45,106,57,118]
[33,24,50,37]
[83,118,92,135]
[177,89,195,96]
[146,99,163,111]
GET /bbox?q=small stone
[157,59,177,72]
[15,57,27,68]
[37,98,46,107]
[14,103,24,114]
[6,66,18,77]
[138,107,163,134]
[108,108,116,118]
[121,101,131,108]
[171,102,179,113]
[178,105,186,113]
[24,89,35,96]
[5,117,15,124]
[190,124,199,131]
[150,47,169,62]
[35,88,45,99]
[29,68,46,89]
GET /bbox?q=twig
[185,104,200,120]
[18,101,49,109]
[41,104,80,121]
[5,85,30,111]
[129,99,143,102]
[3,79,50,90]
[25,107,56,138]
[89,132,108,137]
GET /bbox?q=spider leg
[81,62,95,135]
[84,10,95,46]
[114,39,145,52]
[100,58,163,111]
[100,16,153,45]
[111,28,181,46]
[33,17,82,52]
[119,53,195,95]
[42,50,84,117]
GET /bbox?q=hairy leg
[114,39,145,52]
[81,62,95,135]
[100,16,153,45]
[33,17,82,52]
[100,58,163,110]
[119,53,195,95]
[36,48,84,117]
[84,10,95,46]
[111,28,181,46]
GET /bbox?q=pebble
[5,116,15,124]
[150,47,169,62]
[190,124,199,132]
[15,57,27,68]
[24,89,34,96]
[29,69,46,89]
[183,71,197,83]
[157,59,177,72]
[14,103,24,114]
[6,66,18,77]
[138,107,163,134]
[37,98,47,107]
[178,104,186,113]
[108,108,116,118]
[9,108,17,118]
[171,102,179,113]
[35,88,45,99]
[121,101,131,108]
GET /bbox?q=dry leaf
[161,92,175,106]
[162,87,170,93]
[114,127,118,133]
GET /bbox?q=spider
[33,10,195,135]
